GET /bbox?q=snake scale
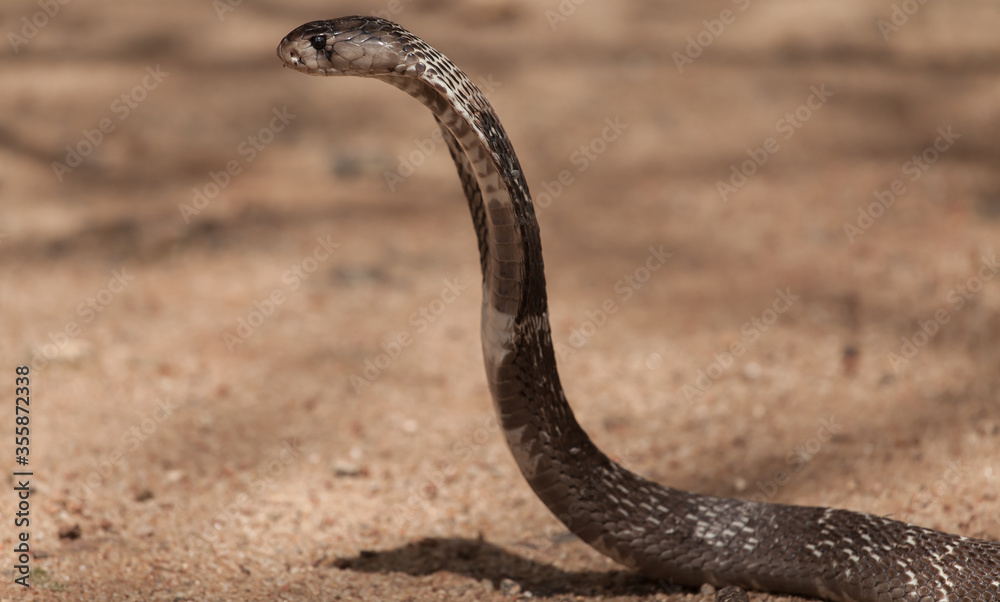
[277,16,1000,601]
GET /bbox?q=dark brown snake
[277,16,1000,602]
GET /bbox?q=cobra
[276,16,999,601]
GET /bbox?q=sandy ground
[2,0,1000,600]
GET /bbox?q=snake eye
[310,34,327,50]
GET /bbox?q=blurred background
[2,0,1000,599]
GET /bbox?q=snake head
[277,16,423,77]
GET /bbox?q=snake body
[277,17,1000,601]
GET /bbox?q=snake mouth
[276,17,410,77]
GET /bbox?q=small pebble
[500,578,521,595]
[333,460,363,477]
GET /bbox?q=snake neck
[377,74,641,556]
